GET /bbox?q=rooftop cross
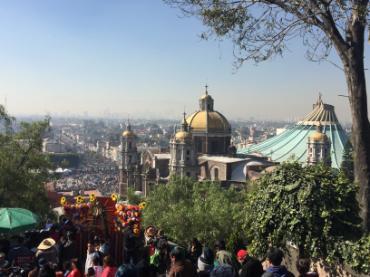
[205,84,208,95]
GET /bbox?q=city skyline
[0,0,369,123]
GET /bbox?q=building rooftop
[237,97,348,168]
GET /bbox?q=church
[118,87,275,197]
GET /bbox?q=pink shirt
[101,266,117,277]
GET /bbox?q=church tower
[169,113,197,178]
[307,124,331,166]
[119,122,139,198]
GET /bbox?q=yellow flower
[60,196,67,206]
[89,194,96,202]
[139,202,147,210]
[111,193,118,202]
[75,195,84,204]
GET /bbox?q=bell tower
[119,121,139,198]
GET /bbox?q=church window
[186,150,190,155]
[186,172,190,177]
[128,155,132,163]
[214,168,219,181]
[129,142,132,149]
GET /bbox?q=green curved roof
[237,98,348,168]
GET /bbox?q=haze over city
[0,0,369,123]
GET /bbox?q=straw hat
[37,238,56,250]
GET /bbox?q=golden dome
[309,131,328,142]
[186,111,230,133]
[200,94,212,100]
[122,130,135,137]
[175,130,192,142]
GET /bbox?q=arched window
[214,168,219,181]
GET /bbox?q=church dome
[122,130,135,137]
[175,130,192,142]
[309,131,328,142]
[186,111,231,133]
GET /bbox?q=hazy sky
[0,1,369,123]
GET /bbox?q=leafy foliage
[143,177,244,248]
[341,141,354,182]
[342,234,370,274]
[0,106,51,217]
[243,162,362,262]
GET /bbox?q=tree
[164,0,370,231]
[341,140,354,181]
[243,162,362,265]
[0,105,51,217]
[143,177,244,248]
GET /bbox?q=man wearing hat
[237,249,264,277]
[36,238,58,266]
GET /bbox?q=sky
[0,0,369,123]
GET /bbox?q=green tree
[243,162,362,263]
[143,176,244,248]
[341,140,354,182]
[0,105,51,217]
[164,0,370,232]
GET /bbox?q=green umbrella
[0,208,39,234]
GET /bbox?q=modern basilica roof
[237,97,348,168]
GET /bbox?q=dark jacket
[262,265,294,277]
[210,264,235,277]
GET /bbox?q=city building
[118,87,274,197]
[238,96,348,168]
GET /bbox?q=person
[197,247,214,277]
[168,246,197,277]
[144,226,156,246]
[135,246,153,277]
[59,232,77,264]
[262,248,294,277]
[87,267,95,277]
[151,238,170,276]
[123,229,139,265]
[210,250,235,277]
[85,242,99,275]
[67,260,81,277]
[237,249,264,277]
[0,252,9,277]
[92,256,103,277]
[101,256,117,277]
[99,238,110,257]
[188,238,202,267]
[115,260,137,277]
[8,236,34,267]
[36,238,59,266]
[296,258,318,277]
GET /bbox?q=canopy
[0,208,39,233]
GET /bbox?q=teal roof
[237,99,348,168]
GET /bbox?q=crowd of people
[0,219,319,277]
[53,173,118,196]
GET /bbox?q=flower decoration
[139,202,147,210]
[75,195,84,204]
[60,196,67,206]
[89,193,96,203]
[113,203,142,234]
[111,193,118,202]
